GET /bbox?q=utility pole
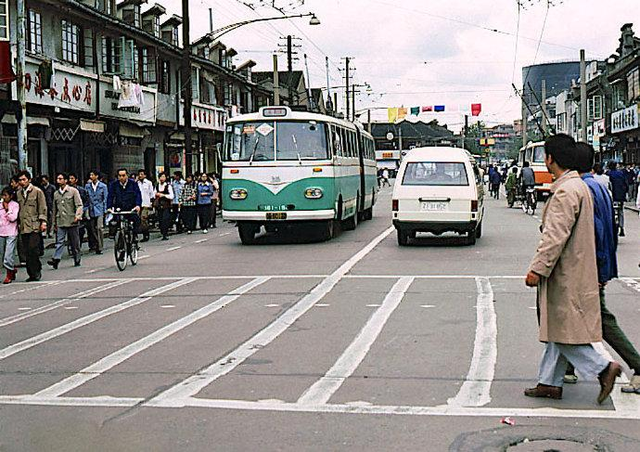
[521,86,528,147]
[345,57,350,120]
[16,0,27,170]
[304,54,314,110]
[209,8,213,32]
[463,114,469,149]
[351,87,355,121]
[287,35,293,105]
[182,0,193,173]
[580,49,588,142]
[325,56,331,107]
[273,54,280,105]
[367,109,371,133]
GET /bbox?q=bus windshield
[532,145,545,163]
[225,121,329,161]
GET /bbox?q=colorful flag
[410,107,420,116]
[471,103,482,116]
[422,106,433,112]
[434,105,445,112]
[398,107,408,120]
[388,107,398,123]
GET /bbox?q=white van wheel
[475,221,483,239]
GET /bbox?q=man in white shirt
[137,169,156,242]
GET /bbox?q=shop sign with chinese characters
[611,104,639,134]
[179,102,226,131]
[99,82,157,124]
[12,60,95,113]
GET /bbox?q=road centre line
[298,277,414,405]
[147,226,396,406]
[33,277,270,399]
[0,280,131,328]
[167,246,182,251]
[0,278,196,362]
[2,395,640,421]
[447,277,497,408]
[0,280,66,300]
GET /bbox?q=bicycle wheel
[114,230,128,271]
[128,232,138,266]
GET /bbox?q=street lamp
[207,12,321,41]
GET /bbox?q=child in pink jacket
[0,187,19,283]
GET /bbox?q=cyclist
[505,166,519,207]
[107,169,142,241]
[607,161,628,237]
[520,161,536,192]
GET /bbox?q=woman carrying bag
[154,172,174,241]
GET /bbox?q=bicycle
[522,186,537,215]
[110,209,139,271]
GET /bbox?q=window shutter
[84,28,94,68]
[122,38,135,79]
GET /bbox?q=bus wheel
[343,198,359,231]
[238,223,257,245]
[319,220,334,241]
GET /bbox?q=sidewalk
[626,201,639,213]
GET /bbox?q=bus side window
[339,128,347,157]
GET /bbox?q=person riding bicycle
[107,169,142,241]
[520,161,536,191]
[505,166,519,207]
[607,161,628,237]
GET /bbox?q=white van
[391,147,484,246]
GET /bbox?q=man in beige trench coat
[524,134,621,404]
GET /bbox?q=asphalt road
[1,185,640,451]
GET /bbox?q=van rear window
[402,162,469,186]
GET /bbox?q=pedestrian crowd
[524,134,640,404]
[0,168,220,283]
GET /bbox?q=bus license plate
[421,201,447,211]
[266,212,287,220]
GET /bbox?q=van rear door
[397,161,474,222]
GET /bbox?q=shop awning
[1,113,50,126]
[80,119,106,133]
[119,122,147,138]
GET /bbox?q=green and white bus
[222,106,378,244]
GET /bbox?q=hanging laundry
[398,107,408,120]
[118,80,138,108]
[388,107,398,123]
[38,60,53,89]
[422,106,433,112]
[434,105,445,112]
[112,75,122,91]
[471,103,482,116]
[133,83,144,106]
[410,107,420,116]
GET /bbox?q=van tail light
[392,199,399,211]
[471,200,478,212]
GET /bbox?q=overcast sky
[162,0,640,131]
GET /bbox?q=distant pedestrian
[69,173,90,250]
[38,175,55,238]
[592,163,611,192]
[0,187,19,284]
[171,171,185,233]
[16,170,48,281]
[196,173,214,234]
[85,170,108,255]
[179,174,197,234]
[524,134,620,404]
[381,169,391,187]
[489,168,501,200]
[505,167,518,207]
[137,169,155,242]
[209,173,220,229]
[561,143,640,394]
[48,173,83,269]
[607,162,628,236]
[154,172,174,241]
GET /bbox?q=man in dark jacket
[563,144,640,394]
[107,169,142,239]
[607,161,628,236]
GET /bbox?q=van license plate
[421,201,447,211]
[266,212,287,220]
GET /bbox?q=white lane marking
[33,277,269,399]
[147,226,395,406]
[0,280,131,328]
[167,246,182,252]
[366,304,381,308]
[447,277,497,408]
[0,278,196,362]
[528,306,537,310]
[160,305,175,309]
[138,255,151,260]
[420,305,435,308]
[219,232,232,237]
[298,277,414,405]
[17,307,31,311]
[0,280,66,300]
[85,267,107,274]
[314,304,330,307]
[4,395,639,420]
[264,304,279,308]
[195,239,208,244]
[63,307,78,310]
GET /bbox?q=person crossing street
[48,173,83,269]
[16,171,47,282]
[85,170,108,255]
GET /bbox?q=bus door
[356,129,366,212]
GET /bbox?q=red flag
[0,41,16,83]
[422,106,433,112]
[471,103,482,116]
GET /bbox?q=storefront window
[61,20,80,64]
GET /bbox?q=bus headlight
[304,188,323,199]
[230,189,248,200]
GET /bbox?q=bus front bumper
[223,209,335,222]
